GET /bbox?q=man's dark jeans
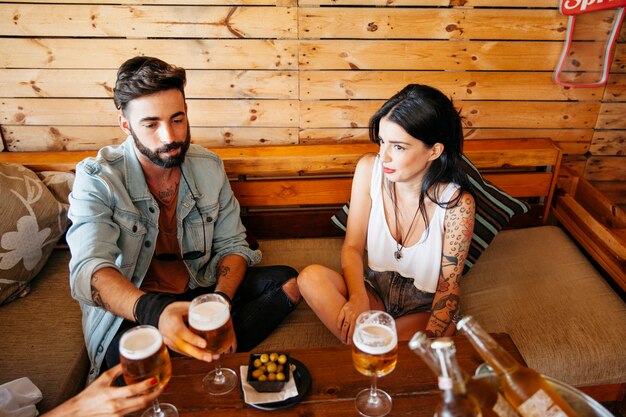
[103,265,298,374]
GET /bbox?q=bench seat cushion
[0,249,89,413]
[255,238,343,351]
[256,227,626,387]
[460,226,626,386]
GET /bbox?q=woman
[298,84,475,343]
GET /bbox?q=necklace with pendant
[392,183,420,260]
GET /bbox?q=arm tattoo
[429,195,473,337]
[90,272,110,311]
[429,293,460,336]
[218,265,231,277]
[442,254,458,268]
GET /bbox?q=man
[67,56,300,382]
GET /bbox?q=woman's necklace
[392,183,420,260]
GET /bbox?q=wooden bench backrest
[0,138,561,238]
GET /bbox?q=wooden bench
[0,138,560,238]
[553,168,626,292]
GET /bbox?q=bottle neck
[433,340,468,395]
[459,318,519,376]
[410,332,441,375]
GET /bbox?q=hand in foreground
[337,295,370,344]
[158,301,218,363]
[42,364,162,417]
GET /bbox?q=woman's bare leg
[395,312,430,341]
[298,265,394,343]
[297,264,350,340]
[395,312,456,340]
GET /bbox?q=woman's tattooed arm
[427,192,475,337]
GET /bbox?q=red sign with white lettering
[560,0,626,15]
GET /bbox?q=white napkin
[0,378,42,417]
[239,366,298,405]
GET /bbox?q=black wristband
[134,293,177,328]
[213,291,232,308]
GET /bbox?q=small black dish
[247,352,290,392]
[247,358,312,411]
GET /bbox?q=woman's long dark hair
[369,84,472,230]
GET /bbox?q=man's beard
[130,124,191,168]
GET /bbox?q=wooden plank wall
[0,0,624,191]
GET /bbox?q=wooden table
[156,333,524,417]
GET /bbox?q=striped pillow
[331,154,529,275]
[459,154,529,274]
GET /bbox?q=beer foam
[189,300,230,331]
[119,326,162,360]
[353,324,397,355]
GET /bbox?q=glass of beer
[188,293,237,395]
[119,325,178,417]
[352,310,398,417]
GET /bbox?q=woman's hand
[337,295,370,344]
[42,364,163,417]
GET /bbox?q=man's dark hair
[113,56,187,113]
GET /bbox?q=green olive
[250,352,290,382]
[266,362,277,373]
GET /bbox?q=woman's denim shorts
[364,267,435,318]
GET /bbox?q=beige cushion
[258,237,343,272]
[461,226,626,386]
[36,171,75,208]
[0,164,69,305]
[0,249,88,413]
[255,238,343,351]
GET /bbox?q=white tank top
[366,157,459,293]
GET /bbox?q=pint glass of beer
[189,293,237,395]
[352,311,398,417]
[119,325,178,417]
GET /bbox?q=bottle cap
[408,331,428,351]
[431,338,454,350]
[456,315,472,330]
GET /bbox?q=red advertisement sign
[560,0,626,15]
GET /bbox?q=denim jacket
[67,137,261,382]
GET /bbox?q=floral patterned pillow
[0,163,69,305]
[36,170,75,208]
